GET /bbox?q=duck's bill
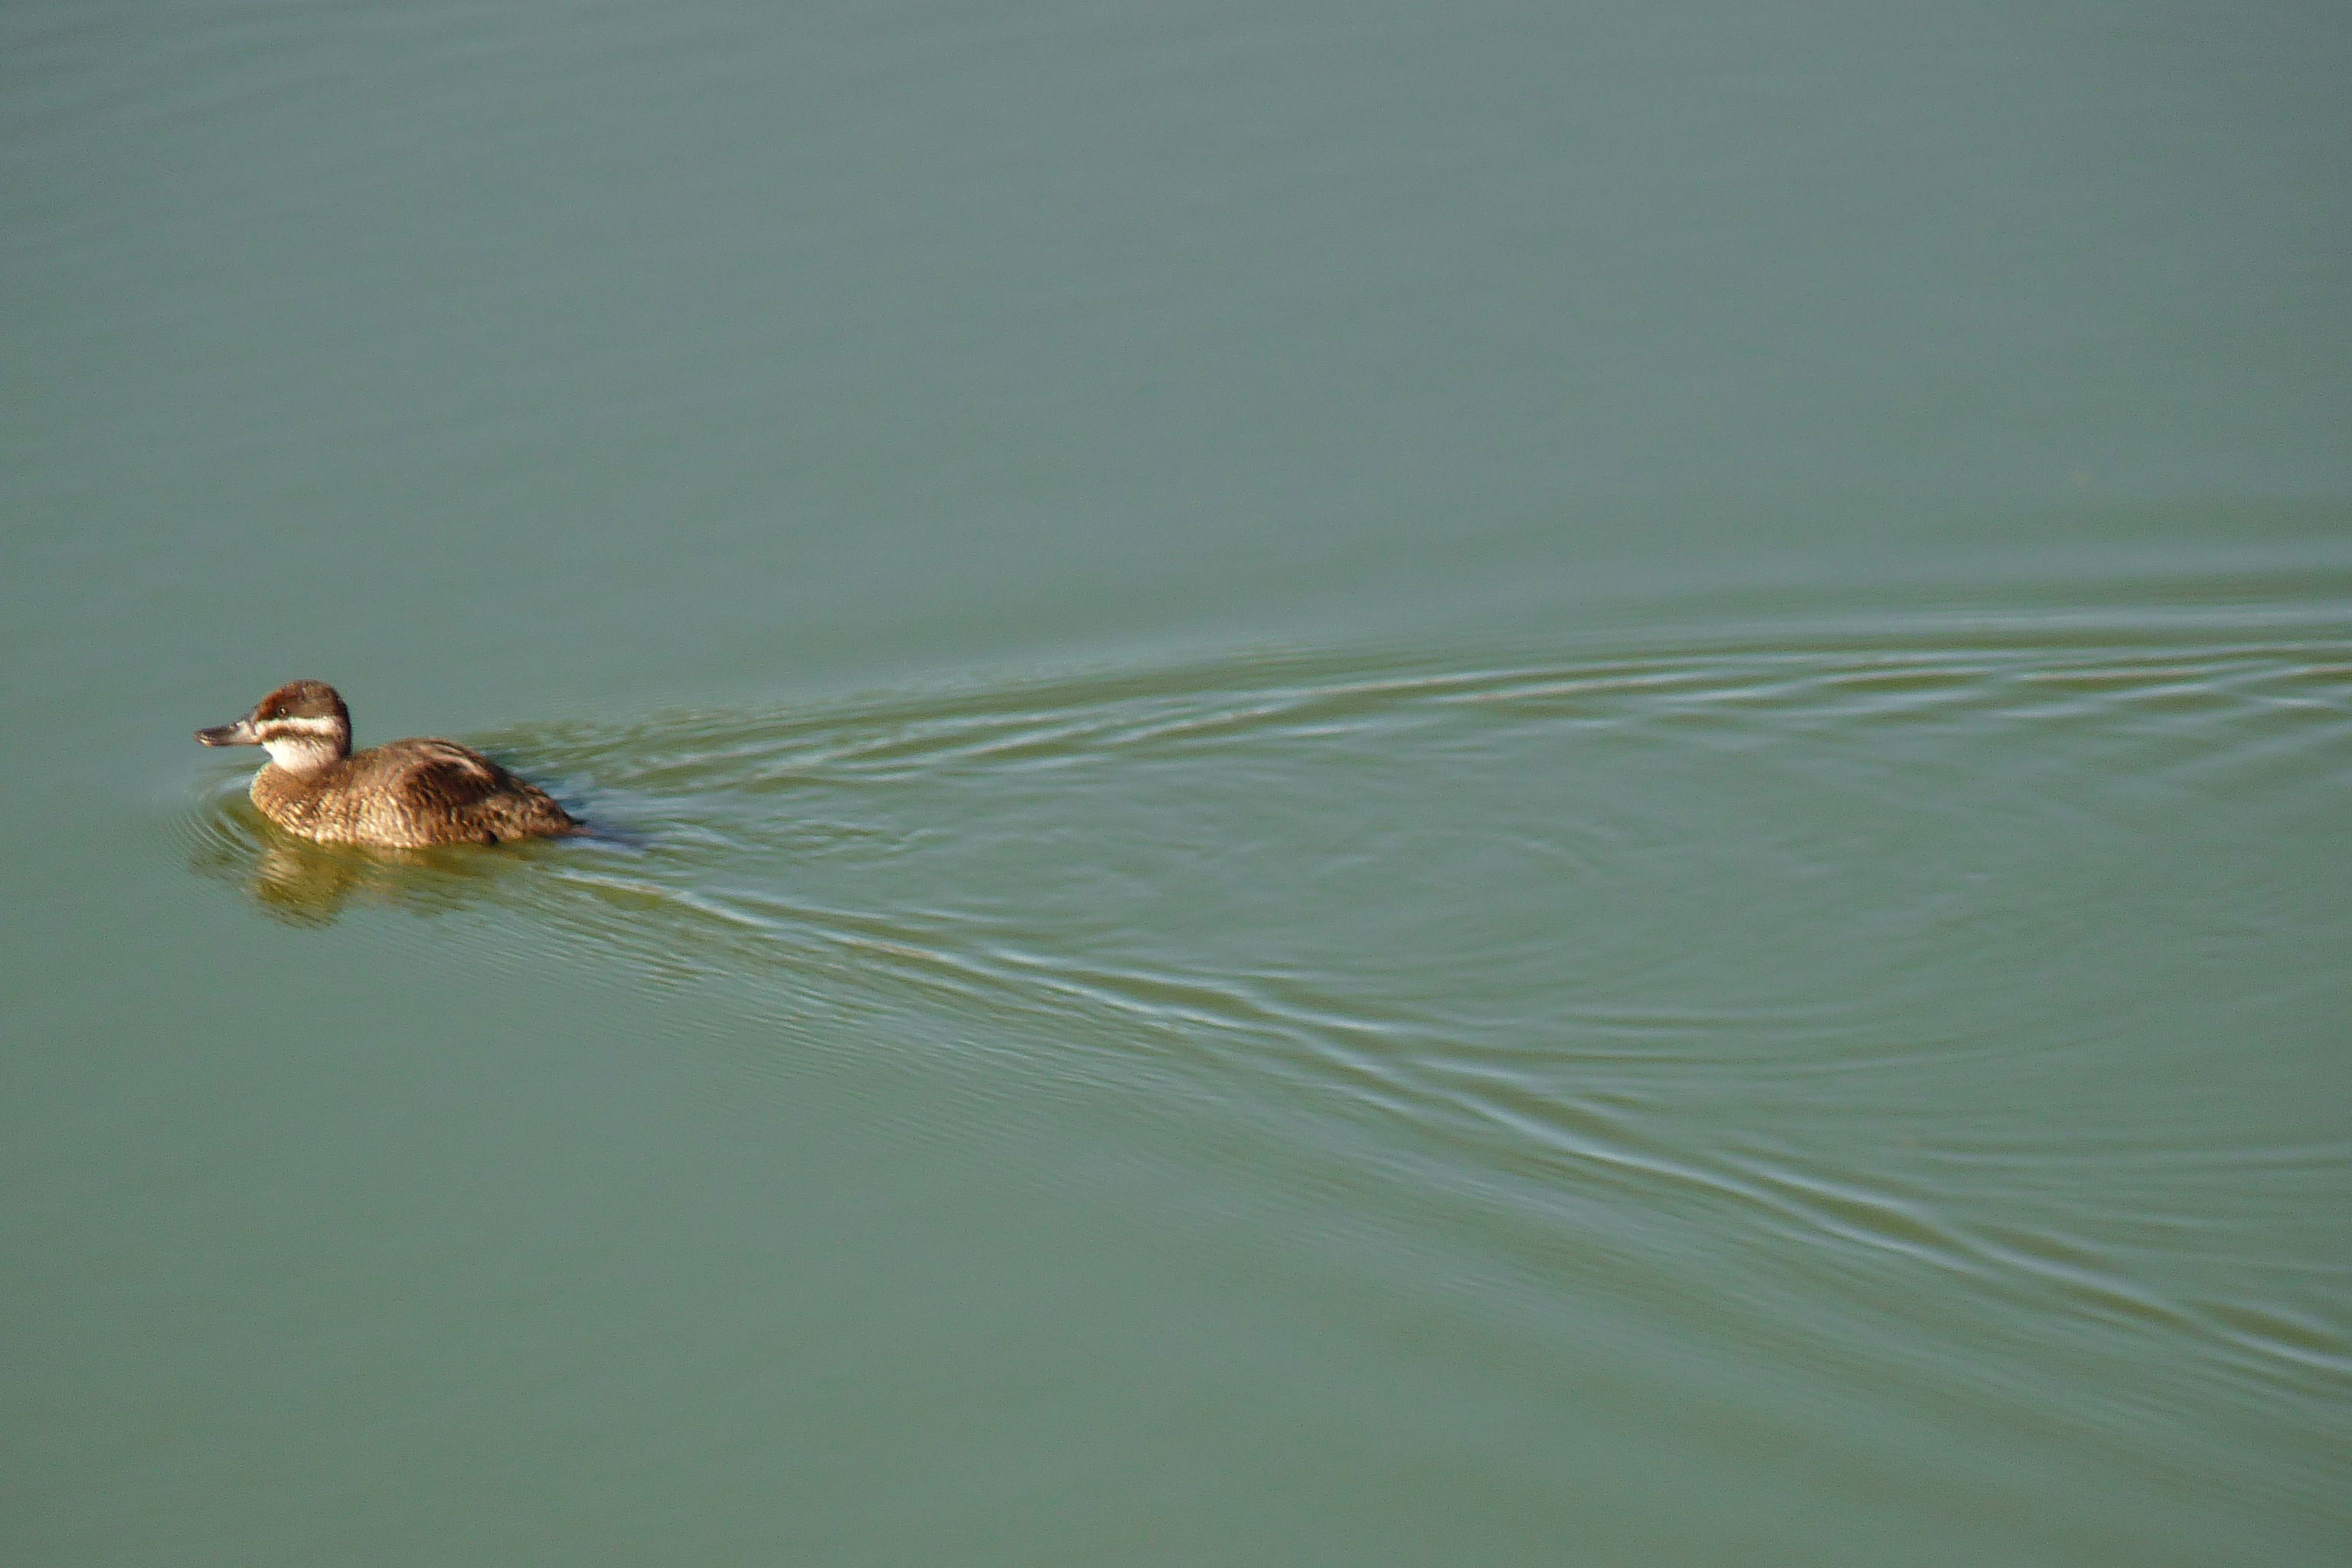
[195,719,260,746]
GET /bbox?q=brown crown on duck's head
[252,680,350,726]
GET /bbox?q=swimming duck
[196,680,580,848]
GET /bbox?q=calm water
[5,0,2349,1562]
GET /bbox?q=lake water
[5,1,2349,1562]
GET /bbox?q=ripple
[186,593,2352,1398]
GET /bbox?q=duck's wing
[386,740,524,814]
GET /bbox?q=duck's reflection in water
[193,813,524,927]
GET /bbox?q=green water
[5,1,2349,1563]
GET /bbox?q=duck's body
[198,681,579,848]
[247,735,580,848]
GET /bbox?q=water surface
[5,0,2348,1563]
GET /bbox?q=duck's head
[197,680,353,773]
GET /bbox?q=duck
[196,680,581,848]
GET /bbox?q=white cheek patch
[263,716,342,737]
[261,733,341,773]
